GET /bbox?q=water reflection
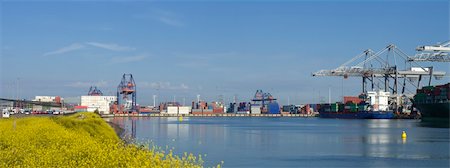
[420,118,450,128]
[110,117,449,168]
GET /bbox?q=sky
[1,0,449,105]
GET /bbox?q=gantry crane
[252,89,277,107]
[114,74,137,113]
[313,44,446,93]
[87,86,103,96]
[408,40,450,62]
[312,44,447,112]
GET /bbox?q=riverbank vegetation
[0,112,203,167]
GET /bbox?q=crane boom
[409,40,450,62]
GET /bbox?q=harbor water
[111,117,450,167]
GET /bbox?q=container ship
[413,83,450,121]
[318,90,394,119]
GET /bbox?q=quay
[102,113,318,118]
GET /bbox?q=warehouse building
[80,96,116,114]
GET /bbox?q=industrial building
[80,96,116,114]
[33,96,62,103]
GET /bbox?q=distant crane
[115,74,137,113]
[408,40,450,62]
[87,86,103,96]
[251,89,280,114]
[252,89,277,107]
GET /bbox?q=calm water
[110,117,450,167]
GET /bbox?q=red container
[191,111,203,115]
[74,106,88,109]
[447,91,450,100]
[213,108,224,113]
[344,96,362,104]
[433,88,441,96]
[55,96,61,103]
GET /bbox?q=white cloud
[133,9,184,27]
[43,43,85,56]
[65,80,108,88]
[157,16,184,27]
[110,55,147,64]
[140,81,189,90]
[86,42,136,51]
[44,42,136,56]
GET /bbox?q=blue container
[268,102,280,114]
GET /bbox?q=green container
[423,86,435,90]
[416,93,427,97]
[338,104,345,112]
[358,105,367,111]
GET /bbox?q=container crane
[252,89,277,107]
[115,74,137,113]
[312,44,447,113]
[87,86,103,96]
[408,40,450,62]
[251,89,280,114]
[313,44,446,93]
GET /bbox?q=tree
[94,109,100,115]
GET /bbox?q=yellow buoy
[178,116,183,122]
[401,131,407,139]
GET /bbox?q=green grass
[0,112,204,167]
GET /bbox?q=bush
[94,109,100,115]
[0,112,203,167]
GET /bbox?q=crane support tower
[88,86,103,96]
[116,74,137,113]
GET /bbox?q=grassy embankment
[0,112,204,167]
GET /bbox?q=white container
[167,106,178,114]
[178,106,191,114]
[251,106,261,114]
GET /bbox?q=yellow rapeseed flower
[0,112,203,167]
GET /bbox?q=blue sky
[1,0,449,105]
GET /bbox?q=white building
[33,96,62,103]
[80,96,116,114]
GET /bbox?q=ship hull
[416,102,450,119]
[370,111,395,119]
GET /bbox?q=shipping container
[213,108,224,113]
[268,102,280,114]
[178,106,191,114]
[167,106,178,114]
[344,96,362,104]
[251,106,261,114]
